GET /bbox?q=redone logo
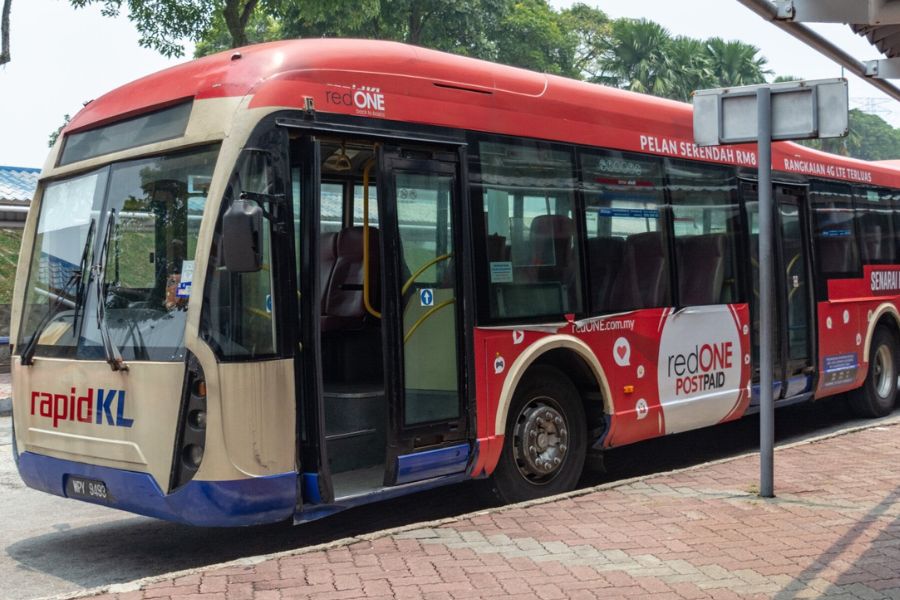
[324,85,386,116]
[30,387,134,429]
[667,342,734,395]
[656,308,743,435]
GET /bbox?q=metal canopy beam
[777,0,900,25]
[865,56,900,77]
[736,0,900,93]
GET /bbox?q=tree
[803,109,900,160]
[599,18,676,98]
[48,115,71,148]
[704,38,770,88]
[1,0,11,66]
[556,3,609,81]
[493,0,576,76]
[67,0,262,57]
[668,36,712,101]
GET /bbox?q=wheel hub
[513,400,569,483]
[875,343,895,399]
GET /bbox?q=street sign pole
[757,87,775,498]
[693,78,848,499]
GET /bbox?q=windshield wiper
[21,219,96,366]
[95,210,128,372]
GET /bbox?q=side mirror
[222,198,263,273]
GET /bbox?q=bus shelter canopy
[738,0,900,98]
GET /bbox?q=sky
[0,0,897,169]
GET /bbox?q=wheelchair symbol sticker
[420,288,434,307]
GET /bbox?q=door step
[323,385,385,474]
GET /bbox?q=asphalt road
[1,395,896,600]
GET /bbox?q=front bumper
[17,452,296,527]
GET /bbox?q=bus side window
[811,181,860,277]
[854,187,895,264]
[666,160,742,306]
[201,150,281,359]
[580,150,671,313]
[477,139,582,319]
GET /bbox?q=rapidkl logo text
[30,388,134,428]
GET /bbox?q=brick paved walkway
[81,422,900,600]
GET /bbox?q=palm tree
[668,36,712,101]
[600,18,677,98]
[704,38,771,88]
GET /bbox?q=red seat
[676,234,725,306]
[609,231,670,310]
[321,226,380,332]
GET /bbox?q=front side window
[477,139,582,320]
[201,148,282,359]
[18,145,220,361]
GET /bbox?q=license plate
[66,476,112,503]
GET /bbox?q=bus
[11,39,900,526]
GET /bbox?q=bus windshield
[18,145,220,362]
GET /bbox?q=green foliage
[802,109,900,161]
[0,229,21,304]
[556,3,609,80]
[493,0,576,75]
[48,114,71,149]
[704,37,769,87]
[595,19,770,102]
[70,0,221,57]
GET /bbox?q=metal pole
[757,87,775,498]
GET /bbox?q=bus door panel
[740,181,815,403]
[776,185,816,396]
[378,146,469,486]
[288,134,334,508]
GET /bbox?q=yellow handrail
[362,154,381,319]
[401,253,453,296]
[404,298,455,344]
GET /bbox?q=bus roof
[64,38,900,188]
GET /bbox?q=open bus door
[377,145,470,486]
[742,180,817,403]
[289,134,334,511]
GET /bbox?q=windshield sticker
[176,260,194,298]
[490,261,513,283]
[181,260,194,284]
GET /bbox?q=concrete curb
[0,397,10,417]
[40,414,900,600]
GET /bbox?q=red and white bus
[11,39,900,525]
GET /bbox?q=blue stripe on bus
[17,452,296,527]
[395,443,470,485]
[301,472,322,504]
[749,375,813,406]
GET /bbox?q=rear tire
[489,365,586,504]
[849,325,898,418]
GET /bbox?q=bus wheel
[849,326,899,418]
[490,365,586,504]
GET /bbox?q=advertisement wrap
[472,304,751,476]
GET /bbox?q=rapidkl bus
[11,39,900,526]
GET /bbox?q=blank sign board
[693,79,848,146]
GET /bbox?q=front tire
[490,365,586,504]
[849,325,898,418]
